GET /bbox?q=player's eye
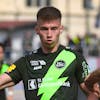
[51,27,58,30]
[40,27,48,31]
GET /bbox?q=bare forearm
[0,81,15,90]
[0,73,14,89]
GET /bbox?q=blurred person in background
[0,43,13,100]
[85,69,100,100]
[0,6,92,100]
[23,31,33,55]
[67,35,83,55]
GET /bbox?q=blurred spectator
[81,34,90,56]
[0,43,13,100]
[74,44,83,55]
[23,31,33,55]
[67,35,83,55]
[88,34,99,56]
[4,36,11,61]
[32,32,41,51]
[0,32,11,62]
[0,32,8,43]
[66,35,75,49]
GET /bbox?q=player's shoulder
[24,49,40,61]
[62,45,83,58]
[62,45,76,54]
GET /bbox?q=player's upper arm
[5,57,26,84]
[75,52,89,83]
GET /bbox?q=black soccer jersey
[6,45,89,100]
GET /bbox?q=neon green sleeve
[0,64,9,74]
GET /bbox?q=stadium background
[0,0,100,100]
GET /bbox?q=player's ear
[34,25,39,35]
[60,25,64,33]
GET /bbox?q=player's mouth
[46,39,53,43]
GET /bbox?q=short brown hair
[37,6,62,21]
[85,69,100,91]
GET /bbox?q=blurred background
[0,0,100,100]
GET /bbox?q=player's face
[36,19,63,49]
[0,46,4,61]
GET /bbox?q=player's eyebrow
[40,26,59,30]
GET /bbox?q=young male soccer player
[0,6,90,100]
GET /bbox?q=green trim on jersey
[38,49,76,100]
[0,64,9,74]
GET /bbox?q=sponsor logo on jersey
[7,64,16,73]
[55,60,66,68]
[30,60,46,70]
[28,79,37,90]
[28,78,71,90]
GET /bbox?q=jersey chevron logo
[38,50,76,100]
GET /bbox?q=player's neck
[41,43,59,54]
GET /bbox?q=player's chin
[45,42,55,48]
